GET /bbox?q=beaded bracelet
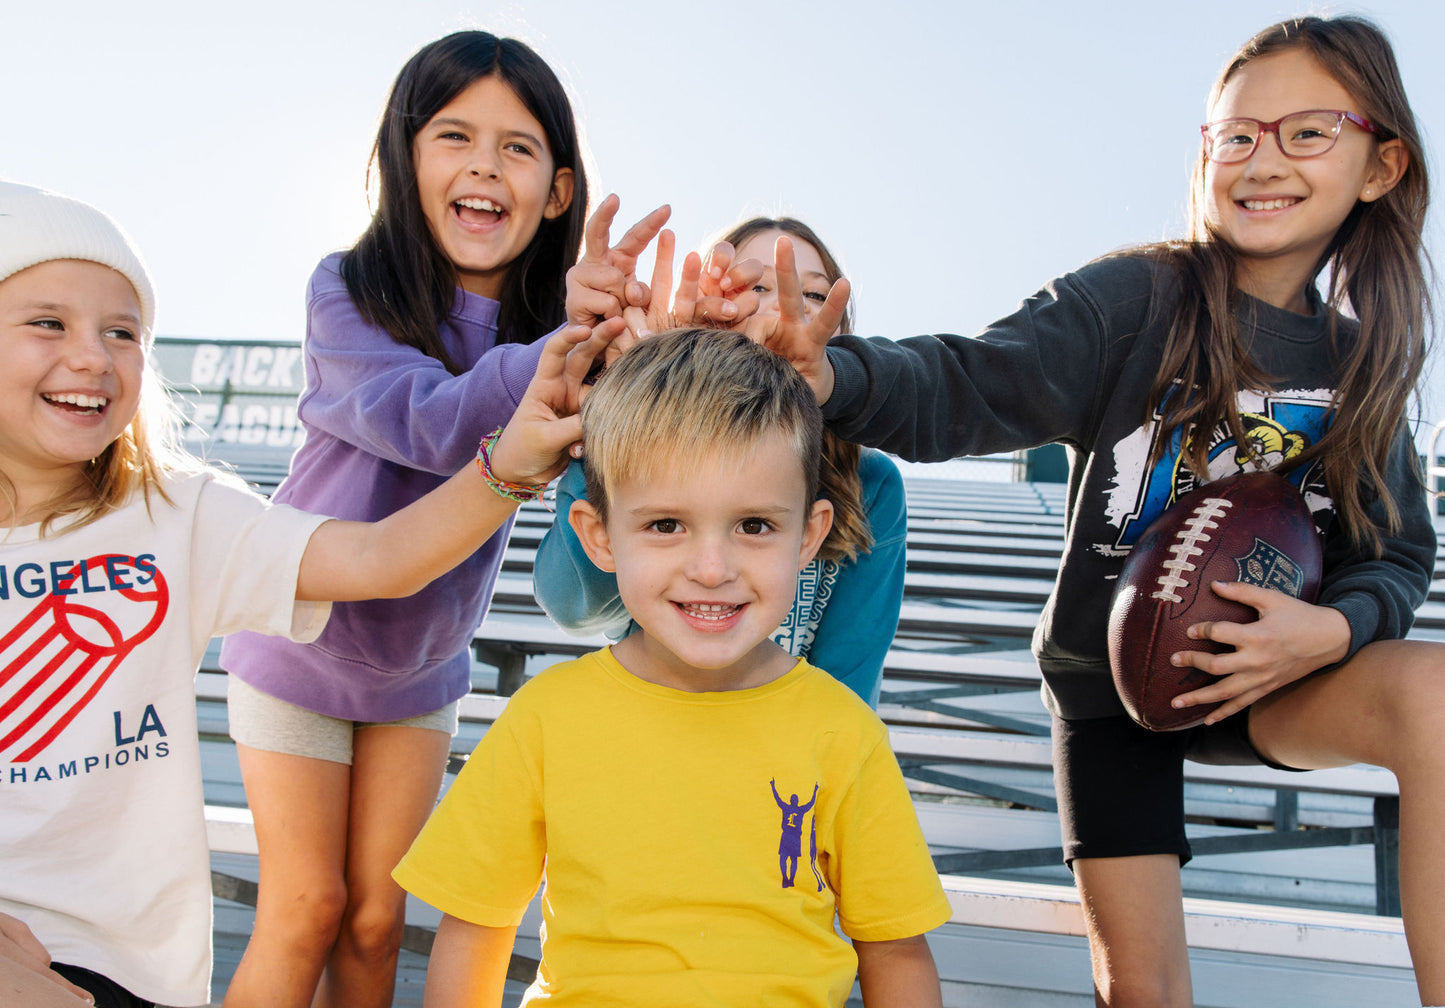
[475,427,549,504]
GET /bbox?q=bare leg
[1250,638,1445,1005]
[312,725,451,1008]
[223,744,351,1008]
[1073,853,1192,1007]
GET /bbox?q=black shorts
[1050,710,1304,866]
[49,963,155,1008]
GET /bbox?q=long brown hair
[1142,15,1431,552]
[719,217,871,562]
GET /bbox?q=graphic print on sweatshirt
[1102,387,1335,556]
[772,559,839,659]
[770,778,824,891]
[1,554,168,762]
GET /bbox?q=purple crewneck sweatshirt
[220,253,550,721]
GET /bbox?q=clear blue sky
[4,0,1444,433]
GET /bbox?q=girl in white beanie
[0,181,615,1008]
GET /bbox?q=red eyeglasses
[1200,109,1379,164]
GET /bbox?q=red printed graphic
[0,556,168,762]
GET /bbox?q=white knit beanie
[0,180,156,335]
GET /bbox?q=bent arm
[1317,423,1435,656]
[302,261,550,473]
[423,914,518,1008]
[296,463,520,601]
[854,933,942,1008]
[296,323,613,601]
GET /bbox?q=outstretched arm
[854,934,942,1008]
[422,914,518,1008]
[295,321,621,601]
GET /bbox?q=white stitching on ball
[1150,497,1232,603]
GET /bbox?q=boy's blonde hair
[580,329,822,521]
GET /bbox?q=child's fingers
[691,297,740,327]
[645,229,677,333]
[531,324,595,389]
[773,236,805,325]
[813,278,850,338]
[671,251,704,324]
[718,256,764,298]
[566,261,631,324]
[534,416,583,470]
[0,914,57,976]
[754,238,837,399]
[567,285,625,326]
[621,306,650,340]
[560,317,627,394]
[698,241,736,297]
[611,204,671,267]
[625,280,650,307]
[580,194,621,264]
[773,235,847,340]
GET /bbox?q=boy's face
[570,430,832,692]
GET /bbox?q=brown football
[1107,471,1322,731]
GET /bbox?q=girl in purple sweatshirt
[219,31,588,1007]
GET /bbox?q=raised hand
[681,240,762,328]
[746,236,849,403]
[565,194,670,329]
[490,319,626,482]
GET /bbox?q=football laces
[1151,498,1232,603]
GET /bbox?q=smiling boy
[394,329,950,1007]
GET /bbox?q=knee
[336,896,406,964]
[1357,642,1445,766]
[257,876,348,950]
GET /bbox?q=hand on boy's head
[566,194,670,327]
[489,320,625,484]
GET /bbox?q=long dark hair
[1142,15,1430,552]
[342,31,588,372]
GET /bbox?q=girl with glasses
[761,15,1443,1008]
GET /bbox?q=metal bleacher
[160,338,1428,1005]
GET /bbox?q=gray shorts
[227,674,459,765]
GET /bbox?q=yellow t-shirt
[394,648,950,1007]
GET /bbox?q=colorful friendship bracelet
[475,427,550,505]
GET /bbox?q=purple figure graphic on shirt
[771,779,819,888]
